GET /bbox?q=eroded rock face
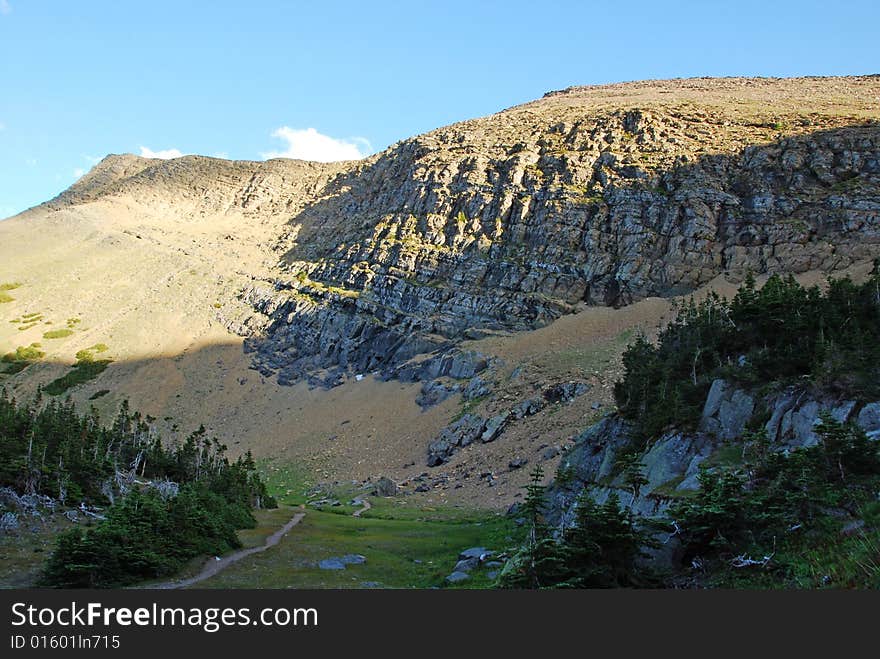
[424,383,582,466]
[700,379,754,440]
[545,380,880,532]
[427,414,486,466]
[242,99,880,385]
[857,402,880,440]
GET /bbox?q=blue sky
[1,0,877,218]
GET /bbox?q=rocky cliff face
[545,380,880,530]
[241,77,880,386]
[38,77,880,389]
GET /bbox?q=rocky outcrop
[858,403,880,440]
[543,382,590,404]
[427,414,486,466]
[242,81,880,385]
[700,379,755,440]
[546,379,880,529]
[425,381,589,466]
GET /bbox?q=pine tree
[499,465,566,588]
[560,490,646,588]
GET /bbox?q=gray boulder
[701,378,729,419]
[424,351,489,380]
[766,390,869,448]
[459,547,492,561]
[541,446,561,460]
[512,398,544,419]
[463,376,491,401]
[831,400,858,423]
[372,477,398,497]
[0,511,18,532]
[445,571,470,584]
[543,382,590,404]
[453,558,479,572]
[481,413,509,443]
[416,380,459,409]
[426,413,486,466]
[858,402,880,440]
[426,438,454,467]
[641,431,715,494]
[700,379,754,440]
[789,400,821,447]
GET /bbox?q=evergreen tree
[560,491,647,588]
[498,465,566,588]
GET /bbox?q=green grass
[453,394,487,422]
[0,282,21,303]
[257,459,315,505]
[703,444,746,469]
[0,513,78,588]
[700,520,880,590]
[194,505,513,589]
[183,459,515,589]
[648,474,698,501]
[42,328,74,339]
[12,313,44,329]
[43,359,112,396]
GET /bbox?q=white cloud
[73,168,86,179]
[139,146,184,159]
[0,121,5,131]
[0,1,11,16]
[261,127,370,162]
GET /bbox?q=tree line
[0,392,276,587]
[614,264,880,439]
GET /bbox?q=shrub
[43,329,74,339]
[2,344,45,362]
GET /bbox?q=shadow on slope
[245,121,880,387]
